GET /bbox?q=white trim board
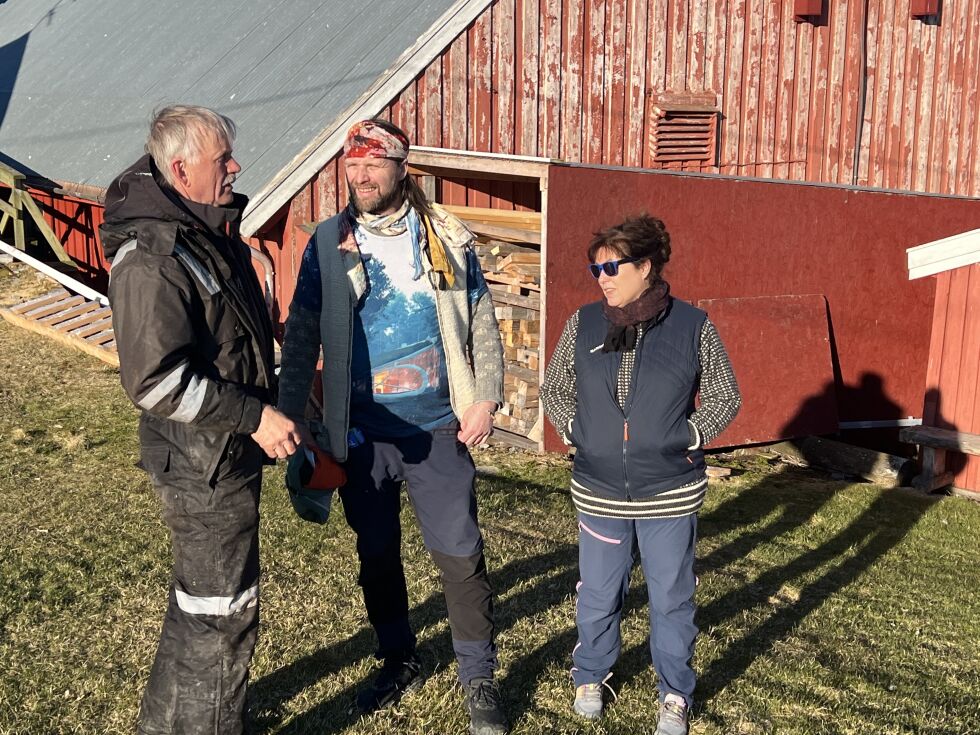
[240,0,493,237]
[907,227,980,280]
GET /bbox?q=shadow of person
[920,386,969,483]
[248,474,581,734]
[609,374,942,718]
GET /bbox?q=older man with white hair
[100,105,302,734]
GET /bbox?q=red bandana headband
[344,121,409,161]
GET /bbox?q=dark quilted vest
[571,298,707,499]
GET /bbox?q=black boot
[464,678,509,735]
[352,650,423,714]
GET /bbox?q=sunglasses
[589,256,640,278]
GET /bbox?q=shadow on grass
[613,377,944,718]
[252,377,949,731]
[249,506,581,733]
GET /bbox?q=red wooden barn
[2,0,980,452]
[906,229,980,494]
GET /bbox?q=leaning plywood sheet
[0,289,118,368]
[698,294,837,448]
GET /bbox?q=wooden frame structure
[0,162,75,265]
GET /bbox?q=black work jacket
[100,155,275,482]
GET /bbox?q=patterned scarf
[336,202,470,300]
[601,280,671,352]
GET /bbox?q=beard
[348,179,404,215]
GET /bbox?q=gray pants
[138,438,263,735]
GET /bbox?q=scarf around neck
[601,280,671,352]
[337,201,467,300]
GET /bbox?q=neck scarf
[338,201,466,300]
[601,280,671,352]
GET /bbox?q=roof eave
[907,227,980,280]
[240,0,493,237]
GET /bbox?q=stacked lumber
[450,205,543,447]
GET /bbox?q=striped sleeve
[689,318,741,446]
[541,311,579,444]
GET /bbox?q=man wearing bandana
[277,119,508,734]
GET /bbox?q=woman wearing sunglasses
[541,214,741,735]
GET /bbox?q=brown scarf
[601,280,671,352]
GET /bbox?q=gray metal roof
[0,0,464,199]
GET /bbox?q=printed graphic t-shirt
[347,228,454,437]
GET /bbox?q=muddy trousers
[339,423,498,685]
[573,512,698,705]
[137,445,262,735]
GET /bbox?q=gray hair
[145,105,237,186]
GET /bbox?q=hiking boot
[464,678,509,735]
[572,682,604,719]
[654,696,689,735]
[352,650,423,714]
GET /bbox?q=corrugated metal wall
[379,0,980,195]
[923,263,980,492]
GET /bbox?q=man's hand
[251,405,307,460]
[457,400,497,448]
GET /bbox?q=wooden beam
[19,192,75,265]
[0,307,119,368]
[769,437,916,488]
[440,204,542,230]
[467,221,541,244]
[900,426,980,456]
[409,146,550,180]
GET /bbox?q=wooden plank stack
[446,205,543,448]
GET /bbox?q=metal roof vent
[649,93,719,166]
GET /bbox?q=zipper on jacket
[621,327,647,502]
[623,419,631,500]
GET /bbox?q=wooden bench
[899,426,980,493]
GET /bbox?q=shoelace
[586,672,618,702]
[661,701,687,722]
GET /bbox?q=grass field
[1,268,979,734]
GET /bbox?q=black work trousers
[137,437,263,735]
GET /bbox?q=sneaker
[352,650,423,714]
[654,696,689,735]
[572,672,615,720]
[464,678,509,735]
